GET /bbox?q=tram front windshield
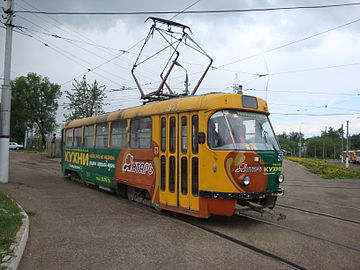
[208,110,280,151]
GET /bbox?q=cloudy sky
[1,0,359,138]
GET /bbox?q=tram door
[159,113,199,211]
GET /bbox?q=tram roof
[63,93,269,128]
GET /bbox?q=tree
[321,126,341,139]
[64,76,107,121]
[277,132,302,156]
[350,134,360,149]
[11,73,61,148]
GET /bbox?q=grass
[0,191,23,265]
[287,157,360,179]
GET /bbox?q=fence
[46,138,61,157]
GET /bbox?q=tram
[61,93,284,218]
[61,18,284,218]
[342,150,358,164]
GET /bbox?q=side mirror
[198,132,206,144]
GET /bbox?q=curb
[1,203,29,270]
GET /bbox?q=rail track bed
[2,153,360,270]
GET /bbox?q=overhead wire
[216,63,360,77]
[7,1,360,113]
[14,27,127,88]
[15,0,161,86]
[59,37,146,86]
[215,17,360,68]
[269,103,360,113]
[245,88,359,96]
[17,0,118,58]
[13,2,360,15]
[14,15,134,84]
[169,0,201,20]
[134,16,360,91]
[12,23,127,53]
[271,112,360,116]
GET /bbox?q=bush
[287,157,360,179]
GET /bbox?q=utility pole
[322,126,326,160]
[298,128,301,158]
[346,120,349,168]
[0,0,14,184]
[341,124,344,163]
[233,73,243,94]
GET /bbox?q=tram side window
[170,117,176,153]
[73,127,83,147]
[65,128,73,146]
[84,125,94,147]
[96,123,108,148]
[160,156,166,191]
[192,157,199,196]
[181,116,187,154]
[161,117,166,152]
[169,156,175,193]
[130,117,152,149]
[111,121,127,148]
[181,157,188,195]
[192,115,199,154]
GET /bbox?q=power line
[170,0,201,20]
[12,23,128,53]
[60,37,146,86]
[269,63,360,76]
[215,62,360,77]
[14,15,134,84]
[133,15,360,91]
[13,2,360,15]
[13,27,127,87]
[17,0,118,58]
[245,88,359,96]
[216,17,360,68]
[269,103,360,113]
[271,112,360,116]
[9,10,148,87]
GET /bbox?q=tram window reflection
[208,110,280,151]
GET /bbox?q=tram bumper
[199,188,284,200]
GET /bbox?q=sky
[1,0,360,138]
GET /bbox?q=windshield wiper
[263,130,278,152]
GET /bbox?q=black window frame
[130,117,152,149]
[169,116,176,153]
[192,115,199,154]
[111,120,128,148]
[65,128,73,146]
[73,127,83,147]
[84,125,94,147]
[161,117,166,153]
[95,122,109,148]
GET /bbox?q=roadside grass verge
[0,191,23,264]
[287,157,360,179]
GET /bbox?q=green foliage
[0,191,23,264]
[287,157,360,179]
[64,76,107,122]
[350,134,360,149]
[277,131,303,156]
[11,73,61,148]
[277,127,355,159]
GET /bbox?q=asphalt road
[1,152,360,270]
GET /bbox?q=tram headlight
[278,174,285,183]
[242,175,251,186]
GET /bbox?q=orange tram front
[61,93,284,218]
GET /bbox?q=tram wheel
[70,172,77,181]
[127,186,135,201]
[134,189,145,203]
